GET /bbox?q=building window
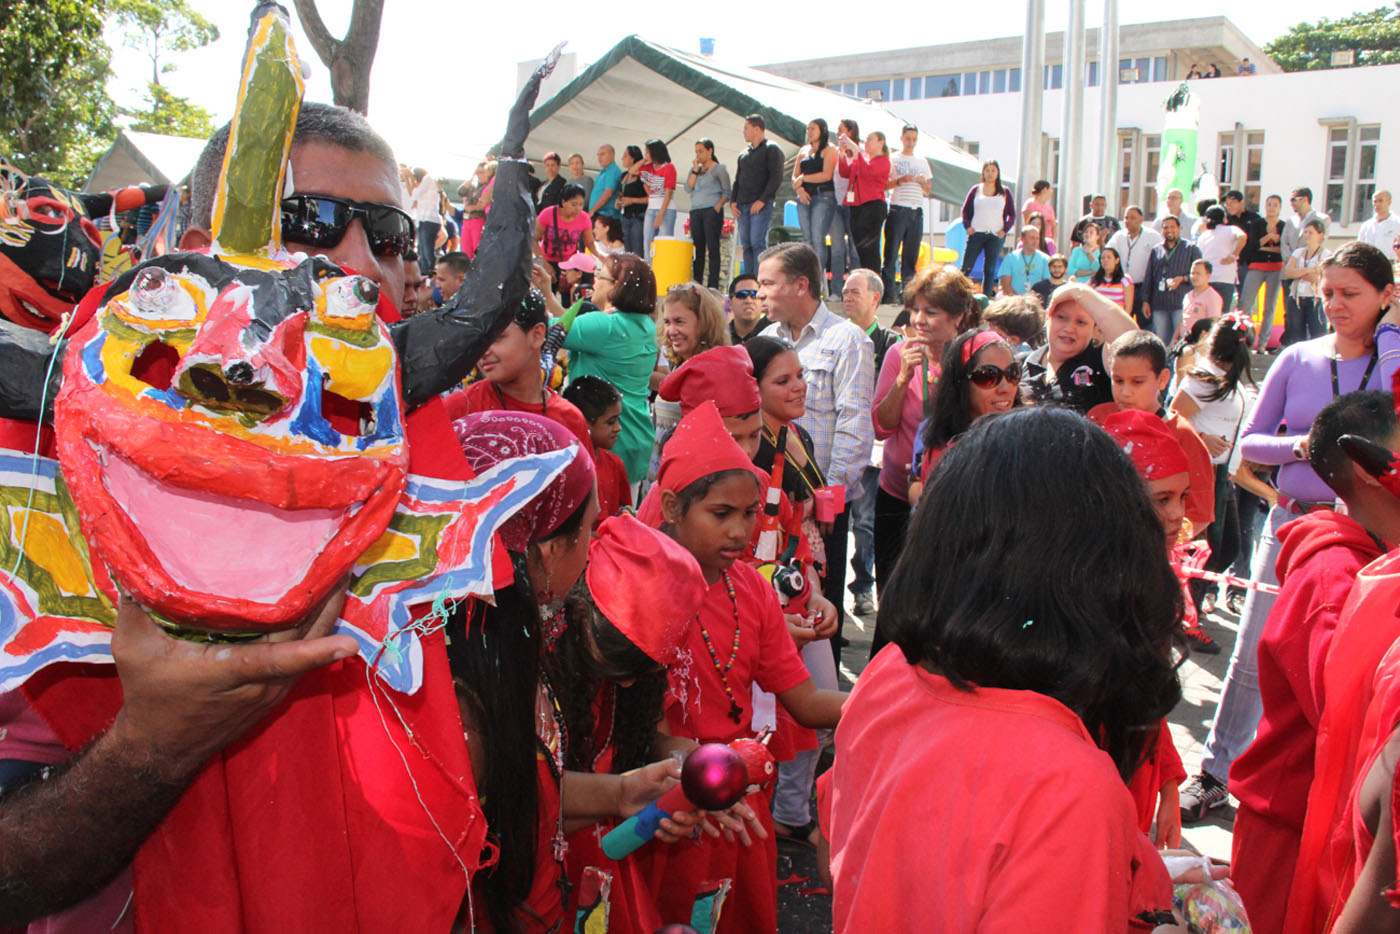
[929,74,959,97]
[980,71,991,94]
[1009,67,1021,92]
[993,69,1007,93]
[1355,126,1381,222]
[908,76,922,99]
[1043,137,1061,190]
[964,72,979,94]
[1154,56,1168,81]
[1243,131,1264,209]
[1218,136,1236,196]
[858,80,891,101]
[1046,64,1063,90]
[1119,133,1135,215]
[891,78,904,101]
[1088,60,1099,87]
[1143,135,1161,216]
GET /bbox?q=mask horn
[1339,433,1400,499]
[393,45,564,408]
[208,2,305,257]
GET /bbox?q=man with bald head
[1360,190,1400,261]
[591,143,622,218]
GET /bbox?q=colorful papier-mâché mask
[53,251,406,632]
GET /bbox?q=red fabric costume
[1227,510,1382,932]
[1285,548,1400,934]
[20,293,495,933]
[443,378,594,455]
[594,447,632,525]
[825,645,1173,932]
[1127,720,1186,837]
[1089,402,1216,531]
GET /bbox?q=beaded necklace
[697,570,744,724]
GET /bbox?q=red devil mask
[0,164,104,331]
[54,251,408,631]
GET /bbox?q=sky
[106,0,1378,180]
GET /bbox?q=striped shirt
[759,304,875,501]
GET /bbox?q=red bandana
[658,345,762,417]
[454,410,594,551]
[1102,409,1190,481]
[586,514,706,664]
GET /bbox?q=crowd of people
[7,66,1400,932]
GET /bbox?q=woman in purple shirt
[1181,241,1400,820]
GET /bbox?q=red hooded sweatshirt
[1229,510,1383,933]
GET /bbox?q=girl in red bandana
[644,403,847,933]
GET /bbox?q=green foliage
[126,81,213,138]
[110,0,218,87]
[0,0,117,187]
[1265,4,1400,71]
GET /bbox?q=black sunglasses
[280,194,415,258]
[968,362,1022,388]
[732,289,758,299]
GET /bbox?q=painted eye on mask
[318,275,379,330]
[119,266,200,327]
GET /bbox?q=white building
[761,17,1394,237]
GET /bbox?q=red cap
[586,514,706,664]
[1102,409,1190,482]
[658,345,762,417]
[657,401,766,495]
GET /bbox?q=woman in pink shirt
[868,265,977,654]
[1022,178,1056,244]
[837,131,891,271]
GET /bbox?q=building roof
[83,129,207,193]
[760,16,1278,85]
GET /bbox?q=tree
[127,82,214,138]
[292,0,384,115]
[1265,4,1400,72]
[0,0,117,187]
[110,0,219,88]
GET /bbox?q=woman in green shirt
[561,252,658,484]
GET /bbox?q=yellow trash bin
[651,237,695,295]
[931,246,958,264]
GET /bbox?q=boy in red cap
[443,287,593,452]
[1102,408,1192,849]
[1090,329,1218,653]
[642,403,846,934]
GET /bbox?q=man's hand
[109,584,356,782]
[1202,434,1231,459]
[750,201,764,216]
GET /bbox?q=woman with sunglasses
[911,329,1024,496]
[868,266,978,654]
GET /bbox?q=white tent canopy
[513,36,983,209]
[84,130,206,193]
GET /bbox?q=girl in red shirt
[837,130,891,271]
[646,403,847,933]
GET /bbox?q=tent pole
[663,104,724,149]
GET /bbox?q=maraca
[601,743,748,860]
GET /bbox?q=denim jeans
[1298,295,1327,341]
[735,202,774,275]
[771,638,838,827]
[642,207,676,259]
[828,205,857,296]
[621,215,644,256]
[1148,305,1181,345]
[416,221,440,275]
[689,207,724,287]
[1282,292,1303,346]
[1209,282,1235,312]
[1239,266,1283,350]
[881,205,924,302]
[961,231,1003,295]
[847,464,879,596]
[1200,504,1298,784]
[795,190,836,286]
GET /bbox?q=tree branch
[290,0,338,64]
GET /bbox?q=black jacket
[733,140,784,206]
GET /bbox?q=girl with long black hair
[826,407,1183,929]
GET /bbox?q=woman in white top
[1168,313,1256,614]
[959,160,1016,296]
[1283,217,1332,343]
[1195,205,1247,311]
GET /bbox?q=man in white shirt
[408,167,442,275]
[1359,190,1400,261]
[881,125,933,304]
[1153,188,1194,236]
[758,241,874,656]
[1106,205,1163,319]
